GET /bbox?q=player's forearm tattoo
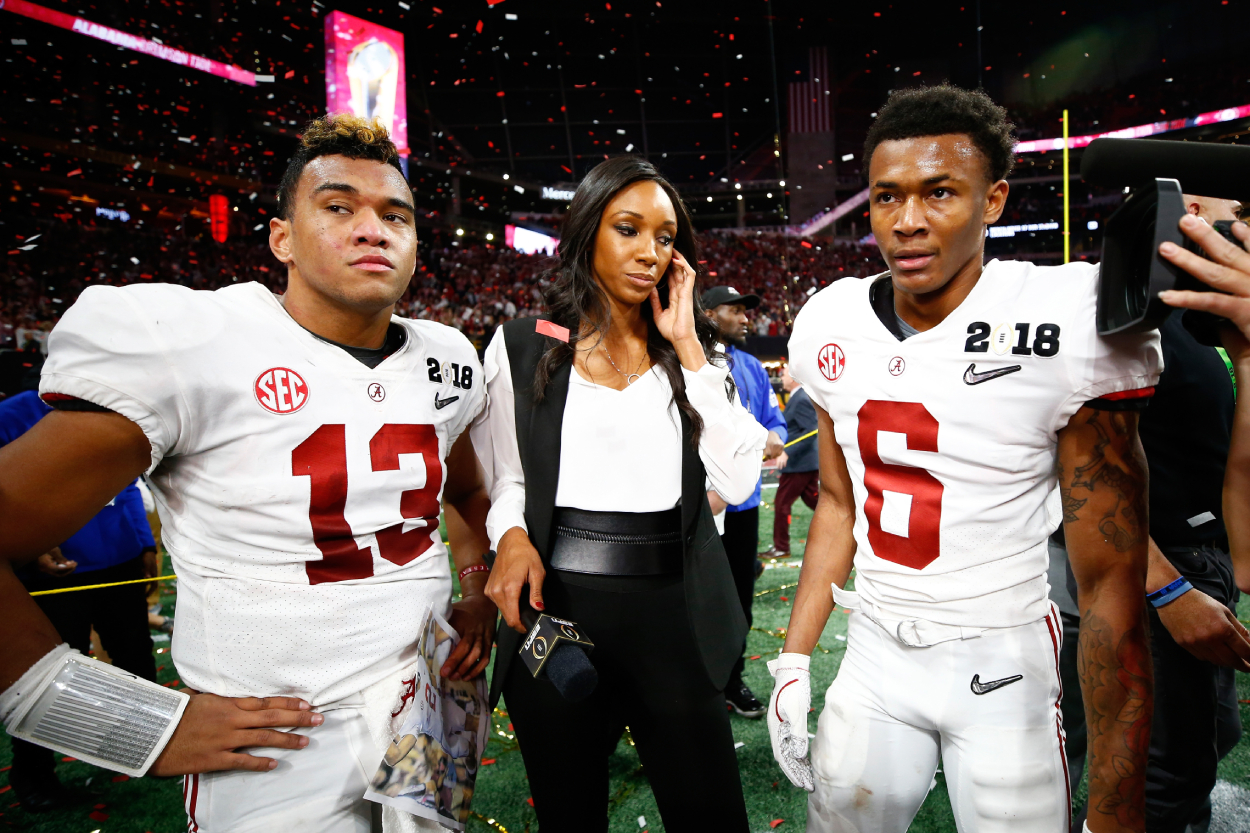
[1062,410,1147,552]
[1057,460,1086,524]
[1078,609,1152,831]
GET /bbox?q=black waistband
[550,507,684,576]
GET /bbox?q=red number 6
[857,400,943,570]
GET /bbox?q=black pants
[501,571,749,833]
[1144,545,1242,833]
[721,507,759,685]
[1061,544,1241,833]
[13,556,157,778]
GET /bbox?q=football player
[0,115,495,832]
[768,86,1161,833]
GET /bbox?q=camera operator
[1132,194,1250,833]
[1160,212,1250,599]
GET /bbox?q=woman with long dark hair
[472,156,766,830]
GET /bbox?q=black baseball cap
[701,285,760,310]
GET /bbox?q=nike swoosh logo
[970,673,1023,695]
[963,363,1023,385]
[434,394,460,410]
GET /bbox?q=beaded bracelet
[458,564,490,583]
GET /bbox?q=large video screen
[506,225,559,256]
[324,11,408,153]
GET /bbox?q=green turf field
[4,498,1250,832]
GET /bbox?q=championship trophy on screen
[346,39,399,134]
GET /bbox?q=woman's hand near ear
[650,251,706,371]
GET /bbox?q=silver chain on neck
[602,342,646,384]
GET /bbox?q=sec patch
[817,343,846,382]
[256,367,309,414]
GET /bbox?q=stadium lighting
[707,196,713,202]
[779,180,786,187]
[734,183,742,190]
[486,233,495,241]
[456,228,465,236]
[503,174,510,180]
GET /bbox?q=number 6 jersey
[40,282,486,705]
[789,260,1162,629]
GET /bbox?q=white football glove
[767,652,814,792]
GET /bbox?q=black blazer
[488,317,748,708]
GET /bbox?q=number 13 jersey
[40,282,486,705]
[788,260,1162,629]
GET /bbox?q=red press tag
[535,319,570,342]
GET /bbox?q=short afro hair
[277,113,404,219]
[862,85,1016,183]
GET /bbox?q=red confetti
[0,766,10,772]
[770,820,785,829]
[712,112,723,119]
[62,757,77,762]
[475,20,484,33]
[780,596,789,601]
[0,787,9,795]
[90,811,110,822]
[527,797,535,806]
[285,70,295,79]
[67,168,82,177]
[112,775,130,782]
[749,655,761,660]
[481,758,497,765]
[94,803,107,809]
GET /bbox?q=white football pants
[181,704,443,833]
[807,597,1069,833]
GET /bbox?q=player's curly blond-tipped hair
[277,113,405,219]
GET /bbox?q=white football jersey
[41,282,486,705]
[789,260,1162,629]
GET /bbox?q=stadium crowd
[0,209,888,360]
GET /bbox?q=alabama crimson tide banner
[0,0,256,86]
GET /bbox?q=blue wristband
[1147,577,1194,608]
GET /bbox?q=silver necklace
[603,342,646,384]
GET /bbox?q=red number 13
[292,424,442,585]
[857,400,943,570]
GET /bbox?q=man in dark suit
[765,363,819,558]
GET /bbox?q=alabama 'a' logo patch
[255,367,309,414]
[817,343,846,382]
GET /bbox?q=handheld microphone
[515,598,598,703]
[480,551,599,702]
